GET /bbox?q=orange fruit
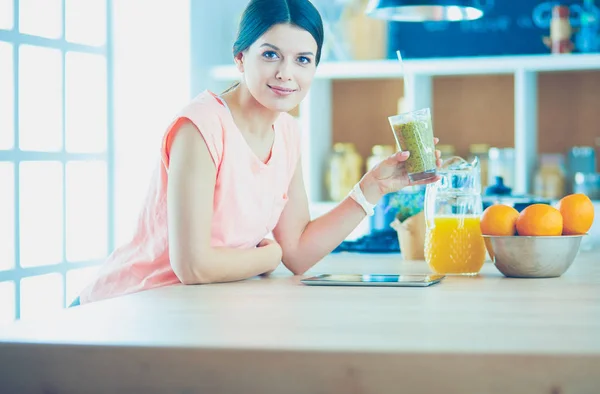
[515,204,563,236]
[556,193,595,235]
[480,204,519,236]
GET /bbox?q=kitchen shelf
[209,53,600,205]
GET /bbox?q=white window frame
[0,0,115,319]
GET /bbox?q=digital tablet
[300,274,445,287]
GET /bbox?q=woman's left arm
[271,157,370,275]
[272,146,441,275]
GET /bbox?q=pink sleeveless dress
[79,90,302,304]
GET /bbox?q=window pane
[66,266,99,306]
[0,162,14,271]
[0,41,13,150]
[65,0,106,46]
[66,161,107,261]
[19,0,62,39]
[0,0,13,30]
[19,45,63,152]
[65,52,107,153]
[0,281,16,327]
[20,273,63,320]
[19,161,63,268]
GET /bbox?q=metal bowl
[483,235,585,278]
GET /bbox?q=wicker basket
[390,211,426,260]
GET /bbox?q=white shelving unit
[209,53,600,206]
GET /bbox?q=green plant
[387,185,426,223]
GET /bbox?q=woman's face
[237,23,318,113]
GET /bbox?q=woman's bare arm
[273,146,440,275]
[272,158,368,275]
[167,120,282,284]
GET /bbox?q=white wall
[189,0,249,96]
[112,0,191,245]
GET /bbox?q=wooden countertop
[1,252,599,394]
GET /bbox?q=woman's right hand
[360,138,443,204]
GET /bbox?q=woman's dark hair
[221,0,324,95]
[233,0,324,65]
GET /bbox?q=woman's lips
[269,85,296,96]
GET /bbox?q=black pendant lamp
[365,0,485,22]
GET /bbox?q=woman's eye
[262,51,279,60]
[298,56,311,64]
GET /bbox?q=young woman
[75,0,442,305]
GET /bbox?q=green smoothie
[389,108,437,181]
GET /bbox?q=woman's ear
[234,52,244,73]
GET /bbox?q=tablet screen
[304,274,445,283]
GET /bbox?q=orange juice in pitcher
[424,157,486,275]
[425,215,486,275]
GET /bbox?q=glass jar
[341,142,363,191]
[325,142,363,201]
[436,144,456,161]
[424,156,487,276]
[325,143,347,201]
[366,144,394,171]
[534,153,566,200]
[468,143,490,190]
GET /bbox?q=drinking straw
[396,49,411,112]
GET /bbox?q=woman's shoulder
[177,90,228,121]
[168,90,232,138]
[161,90,229,169]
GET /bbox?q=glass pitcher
[424,156,487,275]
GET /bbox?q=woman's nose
[275,61,292,81]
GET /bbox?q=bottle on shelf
[488,147,515,191]
[542,5,575,54]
